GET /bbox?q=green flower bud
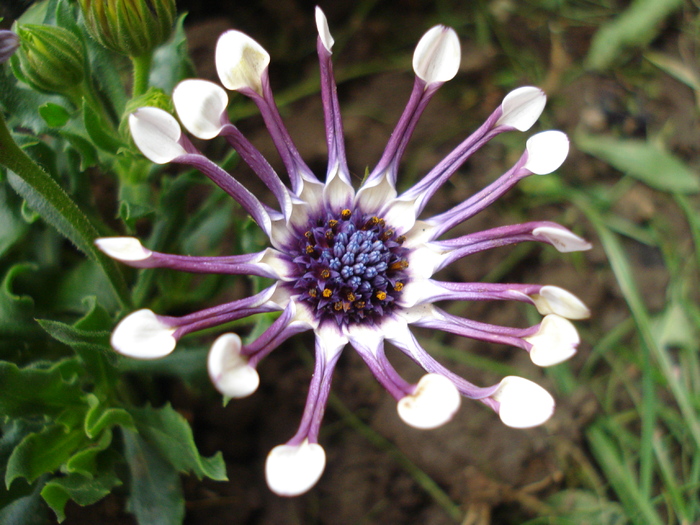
[78,0,177,57]
[14,24,85,94]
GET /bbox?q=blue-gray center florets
[291,208,410,326]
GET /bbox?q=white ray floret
[207,333,260,398]
[492,376,555,428]
[525,314,579,367]
[523,130,570,175]
[398,374,461,429]
[111,309,176,359]
[496,86,547,132]
[215,30,270,96]
[265,440,326,497]
[173,79,229,140]
[128,107,187,164]
[412,25,461,85]
[95,237,152,262]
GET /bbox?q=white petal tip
[215,30,270,95]
[497,86,547,131]
[207,333,260,398]
[493,376,555,428]
[398,374,461,429]
[525,314,580,367]
[95,237,152,262]
[129,107,186,164]
[532,226,592,253]
[413,25,461,85]
[111,309,176,359]
[533,286,591,320]
[265,441,326,496]
[315,7,334,52]
[524,130,569,175]
[173,79,228,140]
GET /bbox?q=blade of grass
[575,192,700,452]
[586,422,663,525]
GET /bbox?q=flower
[98,7,591,497]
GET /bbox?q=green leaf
[61,132,98,170]
[0,360,84,420]
[84,395,134,439]
[575,133,700,194]
[122,429,185,525]
[38,317,117,385]
[0,264,37,337]
[547,489,628,524]
[585,0,684,70]
[41,469,121,523]
[6,425,86,487]
[128,404,227,481]
[150,13,196,94]
[82,99,122,155]
[0,479,48,525]
[65,428,114,477]
[0,113,131,309]
[0,182,30,258]
[38,103,71,128]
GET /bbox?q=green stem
[0,111,131,310]
[131,54,152,97]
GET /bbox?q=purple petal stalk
[99,8,591,497]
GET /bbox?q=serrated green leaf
[6,425,85,487]
[74,296,114,332]
[585,0,684,70]
[65,428,114,477]
[41,469,121,523]
[0,264,36,337]
[576,133,700,194]
[38,316,118,385]
[128,404,227,481]
[38,103,71,128]
[150,13,195,94]
[84,395,134,439]
[122,429,185,525]
[37,319,111,352]
[0,360,84,420]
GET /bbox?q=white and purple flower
[97,8,591,497]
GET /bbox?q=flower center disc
[291,209,409,326]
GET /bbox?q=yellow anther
[323,288,333,298]
[375,291,387,300]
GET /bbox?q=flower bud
[14,24,85,94]
[0,30,20,64]
[78,0,176,57]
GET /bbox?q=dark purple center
[290,208,409,326]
